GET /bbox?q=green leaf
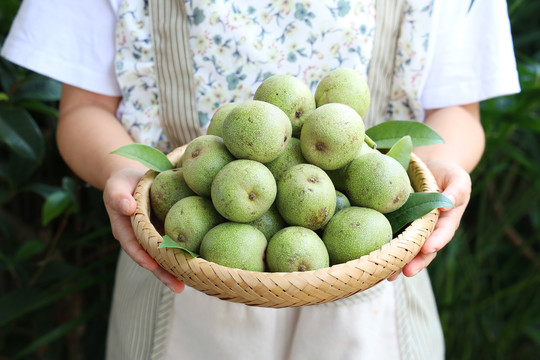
[24,182,60,199]
[0,270,111,327]
[61,176,77,197]
[158,235,199,258]
[17,100,59,118]
[386,192,454,234]
[111,143,174,172]
[10,73,62,102]
[366,120,444,149]
[0,104,45,162]
[0,251,14,272]
[14,240,46,263]
[0,0,20,34]
[41,189,76,225]
[0,149,40,186]
[386,135,412,170]
[0,288,41,326]
[13,302,106,359]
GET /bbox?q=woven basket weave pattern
[132,145,439,308]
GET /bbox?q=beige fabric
[395,270,445,359]
[149,0,201,146]
[106,250,169,360]
[365,0,405,128]
[165,279,400,360]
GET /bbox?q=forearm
[57,85,147,190]
[414,103,485,173]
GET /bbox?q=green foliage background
[1,1,539,359]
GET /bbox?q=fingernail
[424,247,437,254]
[168,283,183,293]
[388,270,401,281]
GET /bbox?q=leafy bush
[1,2,117,359]
[429,2,540,358]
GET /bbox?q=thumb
[103,169,144,216]
[104,191,137,217]
[118,197,137,216]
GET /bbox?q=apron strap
[365,0,405,128]
[149,0,201,147]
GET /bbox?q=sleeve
[420,0,520,109]
[1,0,121,97]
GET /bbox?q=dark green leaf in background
[366,120,444,149]
[25,182,61,199]
[0,0,20,35]
[0,104,45,162]
[10,73,62,102]
[41,191,71,225]
[0,151,40,193]
[0,57,18,93]
[14,239,46,263]
[13,302,106,359]
[111,143,174,172]
[41,177,79,225]
[159,235,199,258]
[386,135,412,170]
[0,288,41,327]
[17,100,59,118]
[386,192,453,234]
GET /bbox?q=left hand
[388,159,472,280]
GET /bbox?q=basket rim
[131,144,440,307]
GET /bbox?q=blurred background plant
[0,0,539,359]
[429,1,540,358]
[0,1,118,359]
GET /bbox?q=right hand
[103,168,185,293]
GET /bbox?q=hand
[388,160,472,280]
[103,168,185,293]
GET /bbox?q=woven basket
[131,145,440,308]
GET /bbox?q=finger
[122,236,159,271]
[151,266,185,293]
[421,203,466,254]
[439,171,471,208]
[387,269,402,281]
[104,186,138,217]
[103,168,145,213]
[114,216,184,293]
[111,214,183,292]
[108,207,136,240]
[402,252,437,277]
[101,169,184,292]
[108,211,159,271]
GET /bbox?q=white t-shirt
[2,0,520,108]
